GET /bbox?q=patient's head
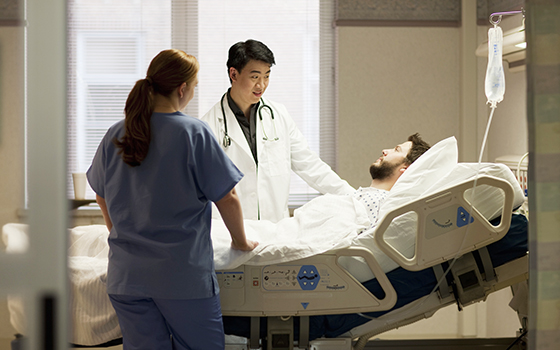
[369,133,430,188]
[404,133,431,166]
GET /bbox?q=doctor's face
[229,59,271,110]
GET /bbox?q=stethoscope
[220,93,279,148]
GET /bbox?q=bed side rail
[218,246,397,317]
[374,175,514,271]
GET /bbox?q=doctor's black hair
[226,39,275,83]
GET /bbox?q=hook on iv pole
[489,8,525,26]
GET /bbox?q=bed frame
[218,176,527,350]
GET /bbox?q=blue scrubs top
[87,112,243,299]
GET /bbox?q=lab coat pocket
[262,141,290,177]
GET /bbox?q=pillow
[379,136,459,218]
[425,162,525,220]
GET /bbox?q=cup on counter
[72,173,87,200]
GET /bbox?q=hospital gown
[352,187,388,229]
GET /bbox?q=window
[67,0,336,205]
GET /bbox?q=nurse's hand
[232,239,259,251]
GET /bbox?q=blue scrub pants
[109,294,225,350]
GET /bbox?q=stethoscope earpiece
[220,93,279,148]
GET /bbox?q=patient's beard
[369,161,401,180]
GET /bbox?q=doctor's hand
[232,239,259,251]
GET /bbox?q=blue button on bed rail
[297,265,320,290]
[457,206,474,228]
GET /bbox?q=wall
[337,25,461,188]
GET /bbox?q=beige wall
[337,18,528,190]
[337,26,461,188]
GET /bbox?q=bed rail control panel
[218,264,347,292]
[261,264,347,292]
[218,247,397,317]
[375,176,515,271]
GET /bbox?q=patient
[352,133,430,228]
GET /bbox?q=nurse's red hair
[114,49,199,166]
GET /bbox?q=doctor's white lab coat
[201,96,355,223]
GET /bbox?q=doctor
[201,39,354,222]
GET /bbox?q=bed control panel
[218,250,394,316]
[216,271,244,289]
[425,205,475,239]
[261,263,346,292]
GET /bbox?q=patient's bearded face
[369,158,405,180]
[370,141,411,180]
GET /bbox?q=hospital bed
[2,137,529,349]
[217,178,528,350]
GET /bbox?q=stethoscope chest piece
[223,134,231,148]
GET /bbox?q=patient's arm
[96,194,113,232]
[215,188,258,251]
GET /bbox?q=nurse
[201,39,354,222]
[87,49,257,350]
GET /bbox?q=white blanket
[2,193,369,345]
[213,194,369,270]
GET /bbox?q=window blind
[67,0,336,205]
[67,0,173,199]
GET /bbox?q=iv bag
[485,26,505,106]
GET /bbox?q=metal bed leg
[299,316,309,349]
[477,246,496,281]
[250,317,260,349]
